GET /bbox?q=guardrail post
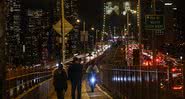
[6,64,54,99]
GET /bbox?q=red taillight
[156,58,160,62]
[172,86,183,90]
[171,68,176,72]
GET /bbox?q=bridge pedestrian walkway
[50,80,112,99]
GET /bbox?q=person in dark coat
[53,64,68,99]
[68,57,83,99]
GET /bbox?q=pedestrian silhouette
[53,64,68,99]
[68,57,83,99]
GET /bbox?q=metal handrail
[6,71,52,81]
[4,53,106,99]
[99,65,183,99]
[5,64,54,99]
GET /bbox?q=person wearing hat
[53,64,68,99]
[68,57,83,99]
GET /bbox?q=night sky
[78,0,184,31]
[22,0,185,31]
[78,0,103,29]
[23,0,103,29]
[176,0,185,31]
[22,0,51,9]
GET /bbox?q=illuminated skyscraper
[64,0,80,57]
[164,0,178,44]
[6,0,22,65]
[5,0,54,66]
[22,9,50,65]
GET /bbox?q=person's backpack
[53,69,67,91]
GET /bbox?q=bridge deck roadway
[50,80,112,99]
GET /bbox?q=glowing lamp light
[76,19,80,23]
[91,27,95,31]
[180,56,183,60]
[132,10,137,14]
[123,11,126,15]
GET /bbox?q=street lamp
[77,19,87,61]
[180,56,183,60]
[180,56,183,66]
[76,19,80,23]
[91,27,95,31]
[76,19,86,53]
[90,27,95,51]
[95,29,99,50]
[91,27,99,51]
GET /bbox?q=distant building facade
[5,0,56,66]
[65,0,80,57]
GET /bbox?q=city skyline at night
[1,0,185,99]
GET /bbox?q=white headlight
[90,77,96,83]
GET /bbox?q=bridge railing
[100,65,183,99]
[5,63,56,99]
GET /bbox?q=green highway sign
[145,15,165,30]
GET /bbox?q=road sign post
[145,15,165,30]
[80,31,88,55]
[145,15,165,67]
[53,10,73,64]
[80,31,88,42]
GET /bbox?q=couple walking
[53,57,83,99]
